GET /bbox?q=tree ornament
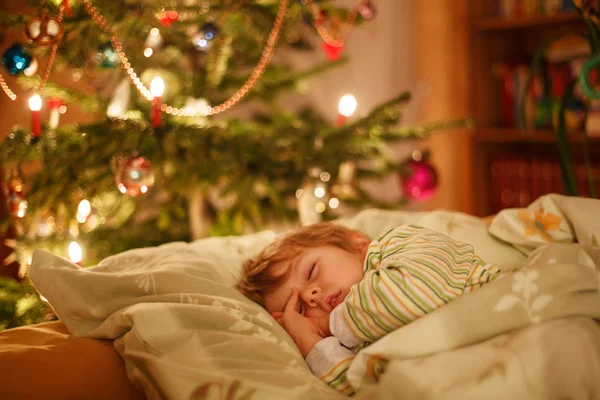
[106,78,131,118]
[357,0,376,20]
[7,193,28,219]
[297,167,330,226]
[321,41,344,61]
[115,154,155,197]
[95,42,119,68]
[158,10,179,27]
[330,162,358,200]
[400,159,438,202]
[192,22,219,51]
[5,173,28,219]
[50,0,72,16]
[23,57,38,77]
[2,43,32,75]
[314,9,328,25]
[297,182,327,226]
[25,14,64,46]
[36,213,56,238]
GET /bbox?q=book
[489,154,599,213]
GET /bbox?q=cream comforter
[30,194,600,400]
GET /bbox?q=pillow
[30,232,343,399]
[0,321,145,400]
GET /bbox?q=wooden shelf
[474,128,600,144]
[472,12,581,32]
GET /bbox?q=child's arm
[305,337,356,396]
[330,224,502,348]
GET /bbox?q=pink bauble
[400,160,438,202]
[115,154,155,197]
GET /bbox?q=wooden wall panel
[414,0,474,214]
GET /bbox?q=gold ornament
[25,14,64,46]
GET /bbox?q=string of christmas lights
[1,0,289,118]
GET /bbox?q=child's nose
[301,286,322,307]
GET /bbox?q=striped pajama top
[305,224,504,396]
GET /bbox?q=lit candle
[337,94,357,126]
[150,76,165,127]
[76,199,91,223]
[28,94,43,138]
[68,241,83,267]
[48,98,62,130]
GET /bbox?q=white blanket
[29,195,600,400]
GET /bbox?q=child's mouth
[328,291,341,309]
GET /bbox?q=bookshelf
[472,11,581,32]
[467,2,600,216]
[474,129,600,144]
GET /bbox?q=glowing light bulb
[314,186,326,198]
[68,241,83,265]
[337,94,357,117]
[28,94,42,111]
[150,76,165,98]
[76,199,91,223]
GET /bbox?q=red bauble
[321,42,344,61]
[314,9,327,25]
[158,10,179,26]
[400,160,438,202]
[115,154,155,197]
[357,1,376,20]
[48,97,62,109]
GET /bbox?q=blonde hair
[237,222,362,307]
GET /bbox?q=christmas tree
[0,0,465,328]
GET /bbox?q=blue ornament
[2,43,32,75]
[201,22,219,41]
[95,42,119,68]
[192,22,219,51]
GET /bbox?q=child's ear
[349,231,370,254]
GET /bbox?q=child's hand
[312,313,331,338]
[272,288,325,357]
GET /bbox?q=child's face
[263,240,368,319]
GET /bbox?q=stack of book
[493,35,596,134]
[496,0,580,18]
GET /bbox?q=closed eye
[307,263,316,280]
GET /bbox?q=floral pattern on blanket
[494,269,553,324]
[211,298,300,355]
[489,194,583,255]
[517,209,562,242]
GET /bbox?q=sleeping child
[236,223,504,395]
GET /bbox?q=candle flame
[28,94,42,111]
[150,76,165,97]
[68,241,82,264]
[337,94,357,117]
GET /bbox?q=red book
[494,63,517,127]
